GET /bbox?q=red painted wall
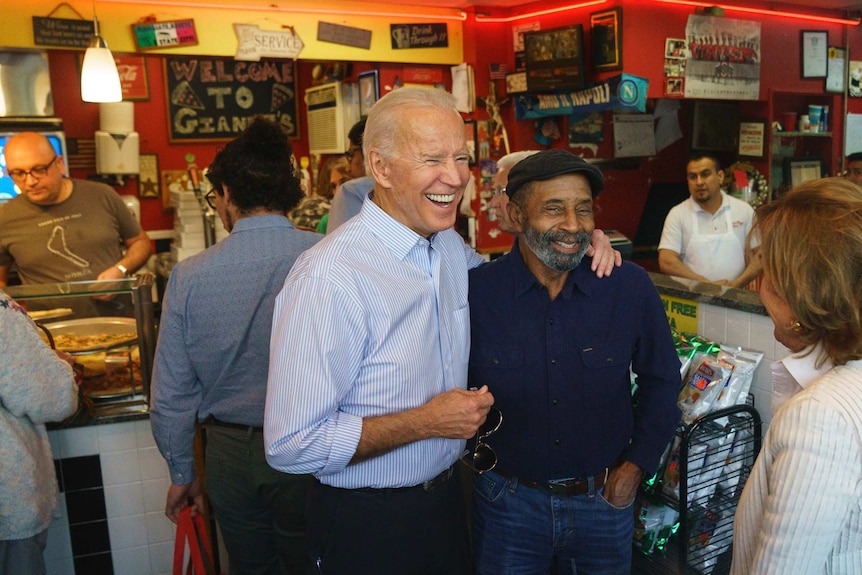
[47,1,862,258]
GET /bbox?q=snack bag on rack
[662,435,709,501]
[712,344,764,414]
[678,353,734,424]
[687,497,736,575]
[688,431,736,505]
[718,426,755,497]
[633,495,679,556]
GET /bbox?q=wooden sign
[164,55,298,142]
[390,23,448,49]
[133,20,198,50]
[318,22,372,50]
[33,17,93,48]
[115,55,150,100]
[234,24,304,61]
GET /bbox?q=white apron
[684,208,745,282]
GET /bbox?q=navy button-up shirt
[468,243,681,481]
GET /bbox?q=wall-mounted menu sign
[164,55,297,142]
[133,20,198,50]
[33,17,94,48]
[390,23,448,50]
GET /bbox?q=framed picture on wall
[738,119,766,159]
[138,154,160,199]
[358,70,379,117]
[801,30,828,79]
[590,7,622,72]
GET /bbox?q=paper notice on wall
[846,113,862,154]
[451,63,474,113]
[613,114,656,157]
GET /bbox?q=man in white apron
[658,154,760,288]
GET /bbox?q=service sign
[234,24,304,62]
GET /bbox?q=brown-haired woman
[731,177,862,575]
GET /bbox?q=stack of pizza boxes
[170,189,228,261]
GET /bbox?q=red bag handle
[173,507,219,575]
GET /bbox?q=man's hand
[352,386,495,463]
[586,229,622,278]
[602,461,643,507]
[165,478,205,524]
[420,385,496,440]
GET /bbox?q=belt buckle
[422,465,453,492]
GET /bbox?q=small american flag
[489,63,510,79]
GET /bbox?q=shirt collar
[231,214,296,233]
[689,190,730,215]
[778,343,833,390]
[360,193,434,261]
[508,238,594,300]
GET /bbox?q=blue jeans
[472,470,634,575]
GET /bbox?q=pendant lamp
[80,4,122,103]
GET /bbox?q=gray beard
[523,227,591,272]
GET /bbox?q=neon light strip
[475,0,607,23]
[98,0,468,21]
[654,0,859,26]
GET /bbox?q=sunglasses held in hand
[462,406,502,474]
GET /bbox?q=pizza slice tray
[41,317,138,352]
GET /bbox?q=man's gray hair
[364,87,460,164]
[496,150,540,171]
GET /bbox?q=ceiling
[399,0,862,14]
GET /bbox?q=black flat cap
[505,149,604,198]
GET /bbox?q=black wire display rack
[632,404,762,575]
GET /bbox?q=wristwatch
[115,264,129,277]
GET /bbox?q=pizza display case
[6,274,157,421]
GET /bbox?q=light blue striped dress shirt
[265,196,485,489]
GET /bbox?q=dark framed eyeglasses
[7,155,57,182]
[344,147,361,162]
[462,406,502,474]
[204,189,218,210]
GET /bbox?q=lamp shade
[81,39,122,103]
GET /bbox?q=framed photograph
[738,120,766,159]
[524,25,584,92]
[505,71,528,94]
[801,30,828,79]
[783,157,823,187]
[590,7,622,72]
[826,46,846,93]
[464,119,478,167]
[664,78,684,98]
[691,101,739,152]
[358,70,379,117]
[665,38,687,59]
[138,153,160,199]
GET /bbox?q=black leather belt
[494,467,610,497]
[329,464,456,494]
[206,417,263,434]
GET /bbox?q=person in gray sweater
[0,289,78,575]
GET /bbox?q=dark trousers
[205,425,309,575]
[307,467,472,575]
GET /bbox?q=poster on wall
[164,56,298,142]
[683,15,761,100]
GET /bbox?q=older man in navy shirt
[468,149,681,575]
